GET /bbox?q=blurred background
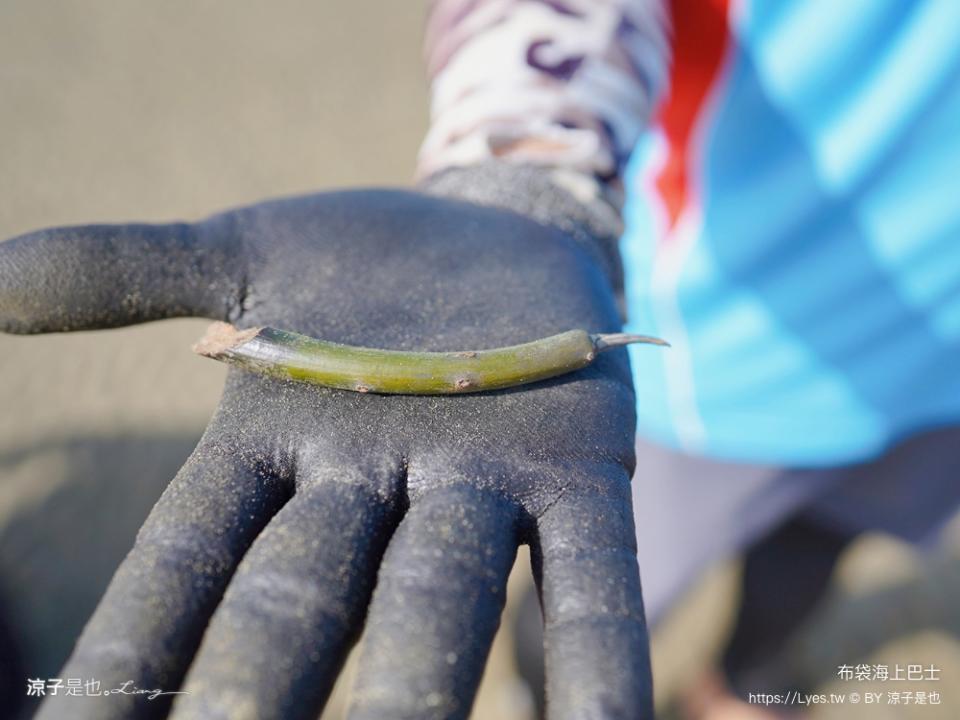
[1,2,957,719]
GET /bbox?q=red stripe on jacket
[655,0,732,233]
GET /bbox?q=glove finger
[348,484,520,720]
[170,462,406,720]
[36,434,290,720]
[0,217,244,333]
[532,466,652,720]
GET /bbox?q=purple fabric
[632,427,960,626]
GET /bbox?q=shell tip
[192,322,262,357]
[592,332,670,351]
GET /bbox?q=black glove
[1,168,651,720]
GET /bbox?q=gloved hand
[1,170,651,720]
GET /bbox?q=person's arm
[419,0,669,296]
[417,1,672,715]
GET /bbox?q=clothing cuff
[419,162,626,301]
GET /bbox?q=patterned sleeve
[417,0,669,202]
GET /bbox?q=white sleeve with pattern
[418,0,669,196]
